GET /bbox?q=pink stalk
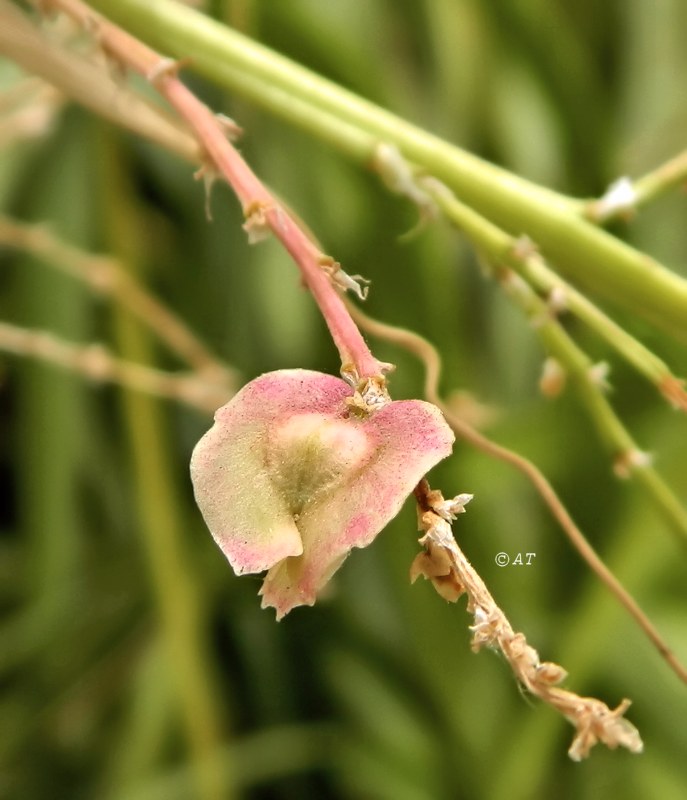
[42,0,387,384]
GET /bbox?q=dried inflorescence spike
[411,480,643,760]
[191,369,454,618]
[410,491,472,602]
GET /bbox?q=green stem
[87,0,687,342]
[427,179,685,407]
[505,239,686,409]
[630,149,687,212]
[428,188,687,547]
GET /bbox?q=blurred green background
[1,1,686,798]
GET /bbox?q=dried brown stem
[347,300,687,686]
[411,480,643,760]
[0,215,236,389]
[0,321,229,412]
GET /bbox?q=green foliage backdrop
[1,1,686,798]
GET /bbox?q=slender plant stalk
[348,302,687,686]
[83,0,687,342]
[585,148,687,221]
[408,176,686,410]
[0,321,229,412]
[631,149,687,209]
[36,0,389,392]
[0,214,236,389]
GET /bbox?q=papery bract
[190,369,454,618]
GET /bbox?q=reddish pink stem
[47,0,387,384]
[165,81,384,380]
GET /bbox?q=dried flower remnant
[411,480,643,760]
[588,176,638,222]
[539,356,567,398]
[190,369,454,618]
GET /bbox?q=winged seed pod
[190,369,454,618]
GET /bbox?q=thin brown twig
[0,321,229,412]
[347,300,687,686]
[0,214,236,389]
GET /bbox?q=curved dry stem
[0,215,237,389]
[347,301,687,686]
[0,321,229,412]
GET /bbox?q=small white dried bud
[216,113,243,142]
[146,58,179,86]
[511,235,538,261]
[373,142,436,214]
[613,449,653,479]
[319,258,370,300]
[547,285,568,314]
[242,201,272,244]
[588,361,611,391]
[592,177,637,221]
[432,493,474,521]
[539,357,567,398]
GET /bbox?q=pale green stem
[427,189,687,547]
[85,0,687,342]
[585,149,687,222]
[498,234,687,411]
[632,148,687,208]
[422,186,686,410]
